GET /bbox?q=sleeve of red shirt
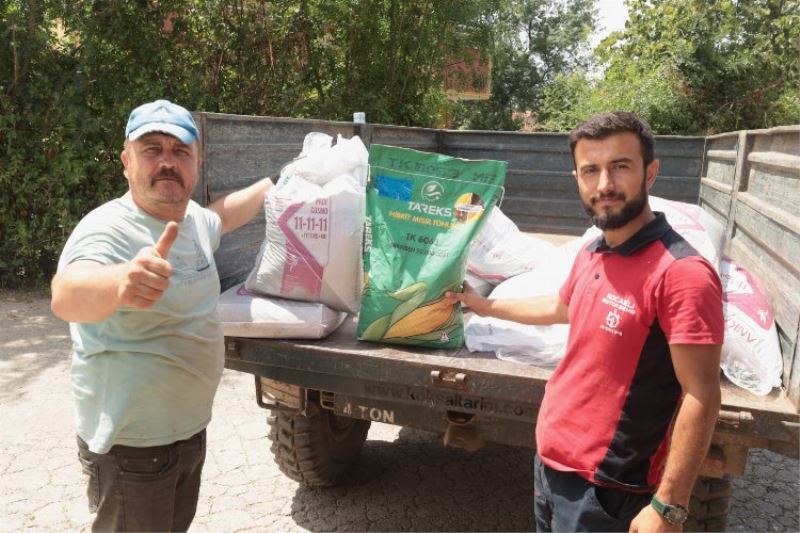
[657,256,724,345]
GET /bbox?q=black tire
[684,475,732,532]
[268,405,371,487]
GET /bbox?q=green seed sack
[357,144,507,348]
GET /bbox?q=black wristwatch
[650,495,689,525]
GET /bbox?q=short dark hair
[568,111,655,169]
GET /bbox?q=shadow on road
[289,426,535,531]
[0,290,72,403]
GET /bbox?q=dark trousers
[534,453,652,532]
[77,430,206,533]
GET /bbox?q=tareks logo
[421,181,444,201]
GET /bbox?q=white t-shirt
[58,192,223,453]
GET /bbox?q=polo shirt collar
[588,212,671,256]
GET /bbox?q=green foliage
[539,0,800,134]
[3,0,797,287]
[1,0,498,287]
[451,0,596,130]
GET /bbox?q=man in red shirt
[447,111,723,532]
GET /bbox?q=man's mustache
[152,169,184,186]
[591,192,625,205]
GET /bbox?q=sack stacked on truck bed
[719,258,783,395]
[467,206,556,290]
[465,265,571,366]
[246,133,368,313]
[357,145,506,348]
[218,283,346,339]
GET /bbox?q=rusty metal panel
[703,132,739,188]
[698,179,733,229]
[441,130,580,234]
[700,133,738,237]
[722,126,800,410]
[701,132,747,240]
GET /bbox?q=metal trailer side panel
[704,127,800,409]
[197,113,706,240]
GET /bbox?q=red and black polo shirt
[536,212,724,491]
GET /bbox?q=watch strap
[650,495,689,525]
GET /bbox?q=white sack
[465,259,571,366]
[719,258,783,395]
[218,283,346,339]
[245,133,368,313]
[467,206,556,284]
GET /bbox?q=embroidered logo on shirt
[602,292,636,314]
[600,292,635,336]
[606,309,621,328]
[602,309,622,336]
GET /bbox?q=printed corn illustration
[384,296,457,339]
[361,282,461,344]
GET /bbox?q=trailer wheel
[684,475,732,532]
[268,406,371,487]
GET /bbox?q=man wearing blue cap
[51,100,274,532]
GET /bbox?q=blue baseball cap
[125,99,199,144]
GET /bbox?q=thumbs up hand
[118,222,179,309]
[154,220,178,259]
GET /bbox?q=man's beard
[584,178,648,230]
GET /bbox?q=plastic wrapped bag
[465,261,571,366]
[467,206,556,284]
[719,258,783,395]
[245,133,368,313]
[218,283,346,339]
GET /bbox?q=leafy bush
[1,0,495,288]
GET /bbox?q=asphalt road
[1,289,798,532]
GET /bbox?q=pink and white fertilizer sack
[218,284,346,339]
[245,133,368,313]
[719,258,783,395]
